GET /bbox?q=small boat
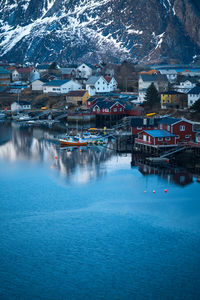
[59,137,88,147]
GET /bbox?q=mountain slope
[0,0,199,64]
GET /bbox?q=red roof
[16,66,34,74]
[104,76,112,83]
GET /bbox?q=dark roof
[158,117,181,125]
[161,91,185,95]
[188,86,200,95]
[16,101,31,105]
[143,129,176,137]
[36,64,50,70]
[44,79,70,86]
[66,90,87,97]
[140,74,168,82]
[95,100,124,109]
[131,117,160,127]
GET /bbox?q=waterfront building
[31,78,48,91]
[135,130,177,148]
[131,117,160,136]
[92,101,125,115]
[11,101,31,112]
[158,117,196,142]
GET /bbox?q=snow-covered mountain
[0,0,200,64]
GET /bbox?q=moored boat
[59,138,88,147]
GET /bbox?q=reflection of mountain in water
[0,123,116,184]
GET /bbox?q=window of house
[158,138,163,141]
[176,135,180,138]
[160,124,163,129]
[105,109,109,112]
[185,135,190,138]
[165,137,171,141]
[120,108,122,111]
[88,101,90,105]
[180,125,185,131]
[167,125,170,131]
[137,127,142,130]
[97,88,99,90]
[114,108,117,112]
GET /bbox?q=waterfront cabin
[135,130,177,153]
[158,117,196,142]
[86,97,97,108]
[11,101,31,112]
[131,117,160,136]
[92,101,125,115]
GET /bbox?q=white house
[86,76,110,96]
[174,79,197,93]
[159,69,177,83]
[32,79,48,91]
[11,69,20,82]
[138,74,168,102]
[104,76,118,92]
[11,101,31,112]
[187,86,200,107]
[43,79,82,94]
[76,63,94,79]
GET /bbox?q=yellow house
[66,90,90,106]
[161,91,187,109]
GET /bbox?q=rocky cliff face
[0,0,199,64]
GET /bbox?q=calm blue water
[0,122,200,300]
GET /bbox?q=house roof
[60,68,75,74]
[86,76,101,85]
[16,67,34,74]
[158,117,181,125]
[12,100,31,105]
[140,74,168,82]
[143,129,176,137]
[131,117,160,127]
[161,91,185,95]
[36,64,50,70]
[0,67,10,74]
[66,90,87,97]
[188,86,200,95]
[43,79,70,86]
[104,76,112,83]
[95,100,124,109]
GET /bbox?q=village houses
[43,79,82,94]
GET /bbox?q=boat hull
[59,139,88,147]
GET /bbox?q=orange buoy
[164,189,167,193]
[55,156,58,159]
[153,190,156,194]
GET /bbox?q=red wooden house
[158,117,196,142]
[135,130,177,147]
[131,117,160,136]
[86,97,97,108]
[92,101,125,115]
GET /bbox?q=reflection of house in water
[134,159,194,187]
